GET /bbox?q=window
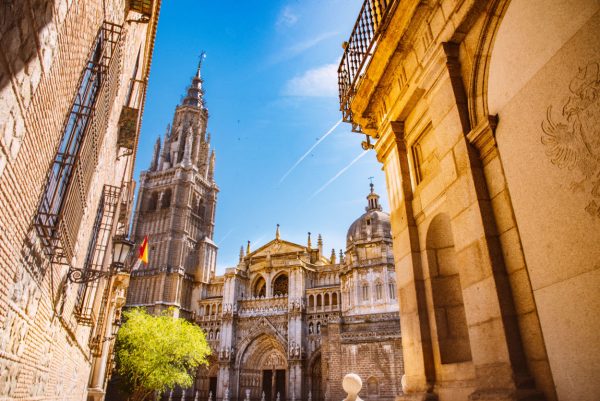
[146,192,158,211]
[389,282,396,299]
[161,189,172,209]
[273,274,288,296]
[254,276,266,297]
[34,22,122,261]
[74,185,120,325]
[411,125,436,185]
[375,282,383,300]
[362,283,369,301]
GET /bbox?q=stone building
[125,58,218,321]
[126,123,405,401]
[337,0,600,400]
[0,0,160,400]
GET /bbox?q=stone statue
[194,390,199,401]
[308,391,312,401]
[181,389,185,401]
[208,391,213,401]
[244,388,251,401]
[276,392,280,401]
[261,391,266,401]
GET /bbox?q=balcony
[238,295,288,317]
[338,0,397,132]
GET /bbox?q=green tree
[114,308,211,401]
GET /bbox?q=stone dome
[346,184,391,246]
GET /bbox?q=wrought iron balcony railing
[338,0,396,132]
[34,21,122,263]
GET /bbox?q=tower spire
[181,53,206,108]
[366,181,382,211]
[275,224,280,241]
[196,51,206,78]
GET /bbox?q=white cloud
[282,63,338,97]
[277,6,298,28]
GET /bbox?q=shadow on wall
[0,0,55,94]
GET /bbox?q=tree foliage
[114,308,211,401]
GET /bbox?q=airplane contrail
[309,150,369,200]
[216,228,236,246]
[279,118,343,184]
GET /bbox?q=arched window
[253,276,266,297]
[362,283,369,302]
[272,274,289,296]
[308,323,314,334]
[324,293,330,306]
[309,295,315,309]
[317,294,322,308]
[198,198,206,217]
[388,282,396,300]
[332,292,338,306]
[208,330,213,340]
[161,189,172,209]
[146,192,158,211]
[367,377,379,395]
[215,329,220,339]
[316,322,321,334]
[375,282,383,300]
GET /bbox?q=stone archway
[237,334,288,401]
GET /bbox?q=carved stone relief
[541,61,600,217]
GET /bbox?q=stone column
[437,42,542,400]
[386,121,437,399]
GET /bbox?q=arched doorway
[238,335,287,401]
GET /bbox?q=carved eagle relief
[541,61,600,217]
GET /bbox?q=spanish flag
[139,236,149,265]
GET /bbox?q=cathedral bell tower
[127,55,219,317]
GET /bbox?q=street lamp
[67,235,135,283]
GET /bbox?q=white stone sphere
[342,373,362,394]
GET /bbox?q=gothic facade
[193,186,403,401]
[126,60,218,320]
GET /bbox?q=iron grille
[128,0,153,17]
[74,185,121,325]
[337,0,396,132]
[34,21,123,262]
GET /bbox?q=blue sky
[135,0,389,273]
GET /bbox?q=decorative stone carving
[541,61,600,218]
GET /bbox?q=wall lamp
[67,236,135,284]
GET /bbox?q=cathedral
[125,63,404,400]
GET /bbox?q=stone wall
[322,319,403,401]
[341,0,599,400]
[0,0,159,399]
